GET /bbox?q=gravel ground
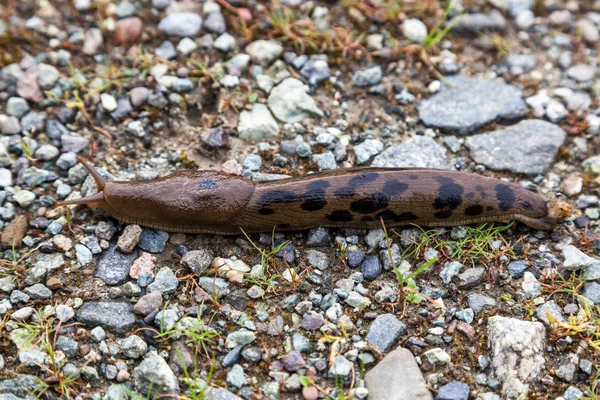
[1,0,600,399]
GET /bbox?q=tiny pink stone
[129,252,157,279]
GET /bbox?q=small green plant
[241,228,290,292]
[178,352,217,400]
[424,2,465,49]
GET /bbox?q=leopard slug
[56,157,561,234]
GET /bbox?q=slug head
[58,158,255,230]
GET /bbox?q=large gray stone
[94,246,138,285]
[134,352,180,397]
[371,136,451,169]
[467,120,566,175]
[418,75,527,133]
[267,78,323,123]
[77,301,136,334]
[488,316,545,399]
[365,314,407,353]
[365,348,432,400]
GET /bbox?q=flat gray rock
[418,75,527,133]
[94,246,138,285]
[365,314,406,353]
[365,348,432,400]
[371,136,451,169]
[467,120,566,175]
[77,301,136,334]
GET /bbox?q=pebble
[155,41,177,60]
[245,40,283,66]
[312,151,337,170]
[354,139,384,165]
[300,59,330,86]
[361,256,382,280]
[437,381,470,400]
[268,78,324,123]
[158,13,202,37]
[536,300,566,324]
[214,32,236,52]
[117,225,143,253]
[148,267,179,295]
[328,355,353,377]
[365,314,406,353]
[372,136,450,169]
[139,229,168,253]
[467,293,497,314]
[133,292,163,316]
[14,190,36,207]
[402,18,428,43]
[562,245,594,271]
[95,246,138,285]
[567,64,596,82]
[133,352,180,397]
[583,282,600,304]
[467,120,566,175]
[6,97,30,117]
[352,66,383,87]
[77,301,136,333]
[238,103,279,142]
[418,75,527,133]
[181,249,214,275]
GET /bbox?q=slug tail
[77,156,106,191]
[56,191,106,207]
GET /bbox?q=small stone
[268,78,323,123]
[361,256,382,281]
[100,93,118,112]
[354,139,384,165]
[437,381,470,400]
[352,66,382,87]
[117,224,143,253]
[457,267,486,289]
[214,33,236,52]
[24,283,52,299]
[345,291,371,310]
[134,292,163,316]
[6,97,30,117]
[583,282,600,304]
[182,249,214,275]
[120,335,148,359]
[424,348,451,365]
[158,13,202,37]
[95,246,138,285]
[148,267,179,295]
[372,136,450,169]
[238,104,279,142]
[402,18,428,43]
[567,64,596,82]
[328,355,353,377]
[226,364,247,388]
[365,314,406,353]
[139,229,168,253]
[562,245,594,271]
[440,261,462,284]
[129,252,157,279]
[134,352,180,397]
[245,40,283,66]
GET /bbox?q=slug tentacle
[55,159,565,234]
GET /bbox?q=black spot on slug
[465,192,475,200]
[257,190,297,206]
[307,180,330,191]
[495,184,516,211]
[396,212,418,221]
[198,178,219,190]
[376,209,418,222]
[278,224,291,229]
[349,172,379,186]
[361,215,377,222]
[520,201,533,211]
[300,198,327,211]
[334,186,356,198]
[301,180,329,211]
[382,179,409,196]
[350,192,390,214]
[326,210,354,222]
[465,204,484,216]
[434,209,453,219]
[258,207,275,215]
[433,177,464,210]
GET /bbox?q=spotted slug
[56,157,561,234]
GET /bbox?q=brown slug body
[57,158,558,234]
